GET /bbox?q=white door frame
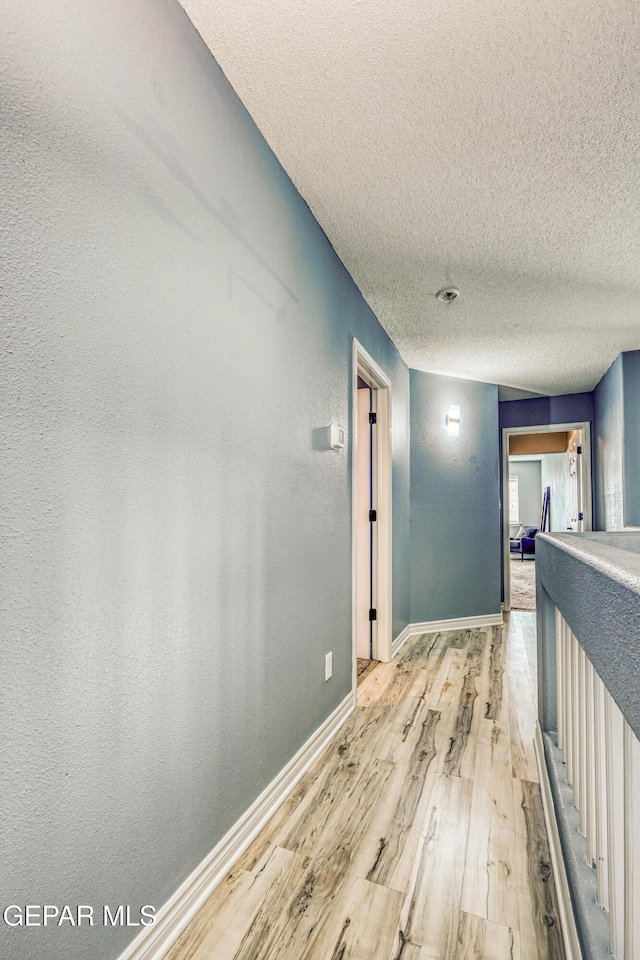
[351,339,392,694]
[502,421,592,611]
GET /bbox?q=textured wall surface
[509,460,541,529]
[499,392,594,430]
[593,355,624,530]
[409,371,501,623]
[623,351,640,528]
[0,2,409,958]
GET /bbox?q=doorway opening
[352,340,392,691]
[502,422,592,612]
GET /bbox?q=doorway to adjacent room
[502,422,592,611]
[352,340,392,688]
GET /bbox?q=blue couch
[510,525,538,560]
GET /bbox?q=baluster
[566,622,575,786]
[594,668,609,910]
[585,657,596,865]
[606,692,626,957]
[564,617,571,774]
[624,723,640,960]
[571,628,580,792]
[578,646,587,832]
[556,607,564,751]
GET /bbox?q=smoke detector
[436,288,460,304]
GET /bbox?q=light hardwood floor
[164,612,564,960]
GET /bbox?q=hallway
[163,614,563,960]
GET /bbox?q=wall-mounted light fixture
[327,424,345,449]
[446,404,460,437]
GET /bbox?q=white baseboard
[391,624,413,657]
[117,693,354,960]
[534,723,582,960]
[392,612,504,658]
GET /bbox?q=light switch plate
[324,651,333,681]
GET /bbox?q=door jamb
[502,421,592,611]
[352,339,392,698]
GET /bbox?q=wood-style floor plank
[462,718,520,929]
[163,847,309,960]
[458,625,506,779]
[443,629,486,777]
[282,756,393,860]
[485,626,506,722]
[428,650,470,777]
[393,773,473,958]
[320,877,404,960]
[357,661,397,704]
[512,778,565,960]
[161,614,565,960]
[505,614,540,782]
[456,912,522,960]
[360,708,440,892]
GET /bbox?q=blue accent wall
[0,3,409,959]
[409,371,501,622]
[499,392,594,430]
[623,351,640,527]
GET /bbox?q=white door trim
[352,339,393,693]
[502,421,592,611]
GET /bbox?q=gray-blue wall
[499,392,594,430]
[592,350,640,531]
[623,351,640,528]
[0,3,409,959]
[409,371,501,622]
[509,460,542,530]
[594,355,624,530]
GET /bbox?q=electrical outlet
[324,651,333,681]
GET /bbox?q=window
[509,476,519,524]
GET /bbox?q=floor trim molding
[534,722,583,960]
[391,623,413,657]
[392,612,504,658]
[116,693,354,960]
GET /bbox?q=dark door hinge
[369,608,377,621]
[369,412,377,424]
[578,512,584,521]
[369,509,377,522]
[577,445,582,454]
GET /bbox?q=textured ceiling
[179,0,640,395]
